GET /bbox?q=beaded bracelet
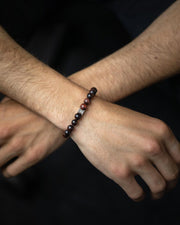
[63,87,97,138]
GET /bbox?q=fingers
[150,149,179,183]
[154,120,180,164]
[111,149,179,201]
[2,154,28,177]
[166,178,178,191]
[1,97,10,103]
[0,143,21,167]
[117,177,145,201]
[0,136,25,167]
[0,140,32,177]
[163,128,180,164]
[111,165,144,201]
[125,147,179,200]
[147,144,179,197]
[2,145,45,178]
[134,160,166,199]
[142,129,180,193]
[2,151,38,178]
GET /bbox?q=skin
[0,97,64,174]
[70,0,180,101]
[1,97,180,201]
[0,1,180,201]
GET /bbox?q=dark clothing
[0,1,180,225]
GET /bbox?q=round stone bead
[63,130,70,138]
[90,87,97,94]
[87,93,92,99]
[80,103,87,110]
[67,125,74,131]
[89,90,95,97]
[84,98,90,105]
[71,119,77,126]
[75,113,81,120]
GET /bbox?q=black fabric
[106,0,176,37]
[0,1,180,225]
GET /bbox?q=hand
[0,97,64,177]
[72,99,180,201]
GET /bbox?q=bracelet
[63,87,97,138]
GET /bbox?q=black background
[0,0,180,224]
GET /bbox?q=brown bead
[67,125,74,131]
[80,103,87,110]
[75,113,81,120]
[89,90,95,97]
[84,98,90,105]
[63,130,70,138]
[90,87,97,94]
[87,93,92,99]
[71,119,77,126]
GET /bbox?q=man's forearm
[69,0,180,102]
[0,0,180,127]
[0,26,87,130]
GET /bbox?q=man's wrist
[51,77,89,130]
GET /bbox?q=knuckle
[131,155,147,168]
[145,139,162,156]
[111,165,130,180]
[154,119,170,138]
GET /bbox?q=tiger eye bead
[89,90,95,97]
[80,103,87,110]
[75,113,81,120]
[63,87,97,138]
[71,119,77,126]
[87,93,92,99]
[84,98,90,105]
[67,125,74,131]
[90,87,97,94]
[63,130,70,138]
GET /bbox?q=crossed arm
[0,0,180,201]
